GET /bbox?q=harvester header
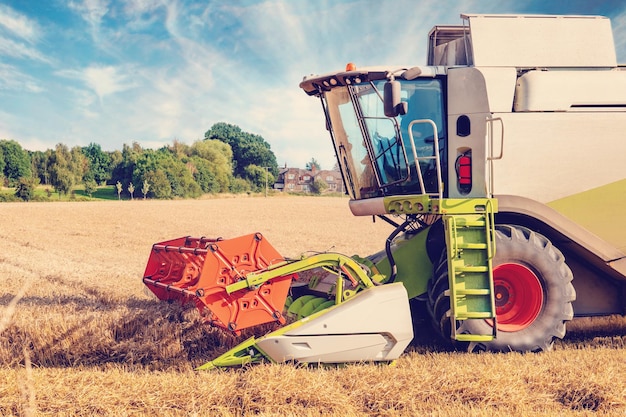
[143,233,294,333]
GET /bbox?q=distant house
[274,165,344,193]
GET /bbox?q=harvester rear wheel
[427,224,575,352]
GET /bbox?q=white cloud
[122,0,163,15]
[240,86,335,168]
[0,4,50,64]
[57,64,138,101]
[120,0,164,31]
[68,0,110,28]
[66,86,100,118]
[0,36,50,62]
[0,4,39,43]
[0,63,44,93]
[84,65,137,98]
[67,0,118,56]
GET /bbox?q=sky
[1,0,626,170]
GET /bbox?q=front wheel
[427,224,576,352]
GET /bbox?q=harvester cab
[313,65,449,201]
[144,14,626,368]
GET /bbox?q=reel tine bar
[143,233,295,334]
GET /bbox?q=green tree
[310,178,328,195]
[116,181,122,199]
[84,178,97,197]
[53,167,74,196]
[108,149,123,182]
[204,122,278,179]
[141,179,150,199]
[143,170,171,199]
[82,143,112,185]
[69,146,89,184]
[128,182,135,200]
[0,146,5,184]
[0,140,32,186]
[130,148,199,198]
[15,177,40,201]
[111,142,142,188]
[189,156,219,193]
[229,177,252,194]
[30,150,52,185]
[49,144,74,196]
[130,148,160,184]
[243,164,275,192]
[190,139,233,192]
[306,158,321,171]
[162,157,201,198]
[168,139,190,159]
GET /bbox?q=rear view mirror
[384,80,407,117]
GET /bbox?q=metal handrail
[486,117,504,196]
[407,119,444,201]
[485,198,496,261]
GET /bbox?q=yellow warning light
[345,62,356,71]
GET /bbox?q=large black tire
[427,224,576,352]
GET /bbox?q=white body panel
[256,283,413,363]
[446,67,491,199]
[349,197,385,216]
[478,67,517,112]
[446,65,626,202]
[515,70,626,111]
[489,112,626,202]
[465,14,616,67]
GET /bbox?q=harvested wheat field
[1,195,625,417]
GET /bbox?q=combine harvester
[144,14,626,369]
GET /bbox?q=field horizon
[1,196,625,416]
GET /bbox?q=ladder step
[455,334,494,342]
[454,289,491,296]
[457,242,488,250]
[455,220,486,228]
[455,312,494,320]
[455,266,489,273]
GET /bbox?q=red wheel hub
[492,263,543,332]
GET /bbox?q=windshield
[324,78,446,199]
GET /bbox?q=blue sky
[1,0,626,170]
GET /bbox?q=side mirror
[384,80,407,117]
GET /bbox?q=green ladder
[443,207,497,342]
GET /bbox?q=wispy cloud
[68,0,109,29]
[122,0,163,15]
[67,0,123,59]
[0,63,44,93]
[57,64,138,101]
[0,36,50,63]
[120,0,164,31]
[0,4,49,64]
[83,65,137,98]
[0,4,40,43]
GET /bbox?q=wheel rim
[491,263,543,332]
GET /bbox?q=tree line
[1,122,279,201]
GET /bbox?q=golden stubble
[0,196,625,416]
